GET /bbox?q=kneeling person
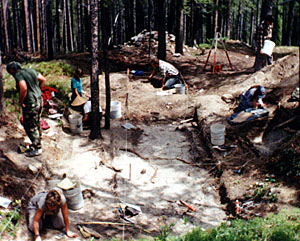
[82,100,103,127]
[28,189,78,241]
[148,57,184,90]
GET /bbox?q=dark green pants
[22,97,43,149]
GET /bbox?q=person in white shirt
[82,100,102,126]
[148,57,183,90]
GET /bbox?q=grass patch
[150,209,300,241]
[3,60,74,112]
[0,204,21,238]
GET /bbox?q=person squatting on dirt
[254,14,274,72]
[71,96,103,127]
[27,189,78,241]
[6,61,46,157]
[148,57,184,90]
[70,67,83,102]
[238,85,266,111]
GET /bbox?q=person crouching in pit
[27,189,78,241]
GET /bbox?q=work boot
[25,148,42,157]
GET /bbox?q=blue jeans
[163,75,181,89]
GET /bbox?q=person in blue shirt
[238,85,266,111]
[70,68,83,102]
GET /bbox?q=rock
[221,94,235,103]
[28,163,42,174]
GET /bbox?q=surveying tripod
[203,32,233,73]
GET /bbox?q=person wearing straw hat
[71,96,102,127]
[27,189,78,241]
[6,61,46,157]
[70,68,83,102]
[254,14,274,72]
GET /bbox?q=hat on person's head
[6,61,22,72]
[258,86,266,98]
[71,95,88,106]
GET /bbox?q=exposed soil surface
[0,42,299,241]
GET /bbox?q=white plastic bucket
[261,40,275,57]
[210,123,225,146]
[69,113,82,134]
[110,101,122,119]
[175,84,185,94]
[63,183,84,210]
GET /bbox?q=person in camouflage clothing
[6,62,46,157]
[254,15,274,72]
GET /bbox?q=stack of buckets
[69,114,83,134]
[210,123,226,146]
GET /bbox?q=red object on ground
[41,86,59,106]
[40,119,50,130]
[20,117,50,130]
[180,200,196,211]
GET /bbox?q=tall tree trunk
[249,7,254,45]
[119,0,125,44]
[167,0,176,34]
[90,0,101,139]
[272,0,282,45]
[36,0,41,52]
[61,0,66,52]
[236,0,242,40]
[286,0,295,46]
[84,0,91,52]
[67,0,74,51]
[133,0,136,36]
[157,0,166,60]
[226,0,232,39]
[55,0,61,52]
[261,0,272,21]
[63,0,69,52]
[12,0,20,49]
[46,0,53,59]
[175,0,184,54]
[76,0,82,51]
[2,0,10,52]
[199,7,204,43]
[41,0,47,53]
[24,0,32,53]
[214,0,219,35]
[256,0,260,27]
[30,5,36,52]
[148,0,154,57]
[242,10,248,43]
[101,0,111,129]
[0,43,3,113]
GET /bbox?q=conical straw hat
[71,95,87,106]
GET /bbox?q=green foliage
[244,182,278,203]
[0,207,21,238]
[278,148,300,178]
[179,209,300,241]
[3,60,72,113]
[24,61,74,77]
[155,223,175,241]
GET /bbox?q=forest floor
[0,41,299,241]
